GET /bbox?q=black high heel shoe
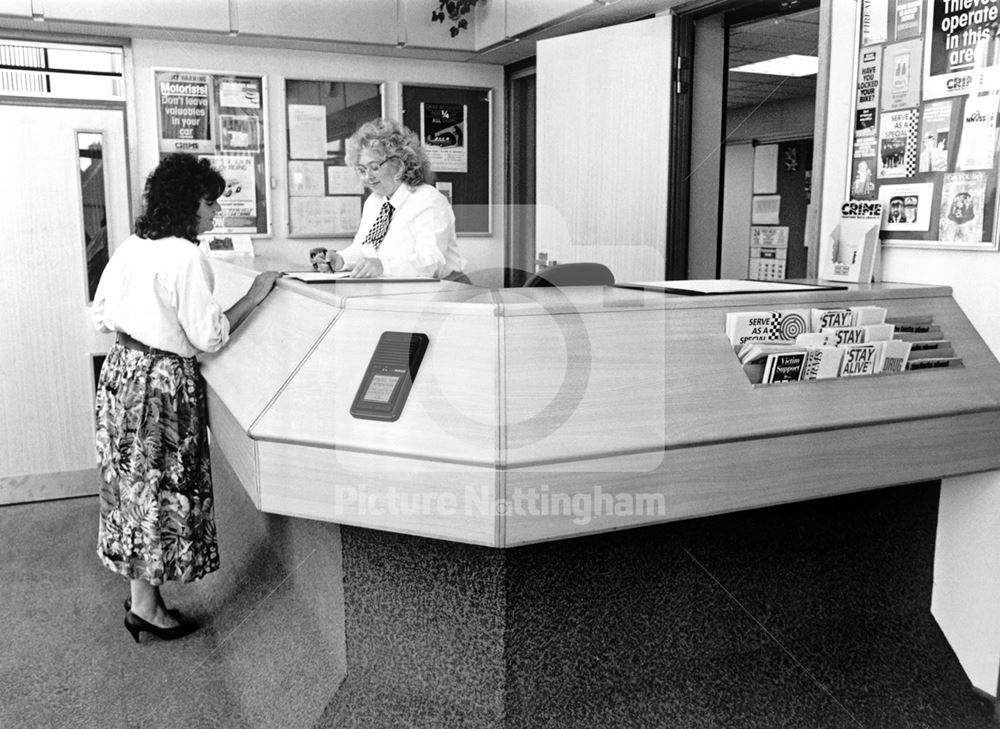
[123,598,182,618]
[124,611,198,643]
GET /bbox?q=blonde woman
[313,118,466,279]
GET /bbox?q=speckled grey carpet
[1,467,995,728]
[316,481,998,729]
[0,449,346,729]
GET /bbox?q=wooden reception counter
[202,259,1000,548]
[199,258,1000,725]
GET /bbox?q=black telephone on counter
[350,331,429,422]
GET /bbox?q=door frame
[672,0,826,279]
[504,56,537,287]
[0,35,134,505]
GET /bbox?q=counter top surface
[212,256,950,315]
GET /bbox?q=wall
[726,96,816,143]
[815,0,857,278]
[877,248,1000,695]
[818,0,1000,698]
[881,249,1000,355]
[720,142,753,278]
[686,13,726,279]
[129,39,505,273]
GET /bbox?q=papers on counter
[615,279,847,295]
[283,271,436,283]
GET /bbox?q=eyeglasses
[354,157,396,177]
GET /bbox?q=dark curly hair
[134,154,225,242]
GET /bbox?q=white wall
[720,142,753,279]
[881,246,1000,697]
[880,249,1000,355]
[818,1,1000,699]
[726,96,816,143]
[931,471,1000,698]
[815,1,858,279]
[129,39,505,273]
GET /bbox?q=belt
[117,332,175,357]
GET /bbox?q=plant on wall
[431,0,481,37]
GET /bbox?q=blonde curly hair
[346,117,436,187]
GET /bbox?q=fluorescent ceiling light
[731,54,818,77]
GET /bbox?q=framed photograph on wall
[154,68,271,236]
[401,83,492,235]
[845,0,1000,252]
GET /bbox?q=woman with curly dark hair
[91,153,279,643]
[311,117,466,279]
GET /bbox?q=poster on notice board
[154,69,270,236]
[847,0,1000,251]
[420,102,468,174]
[924,0,1000,100]
[156,72,213,155]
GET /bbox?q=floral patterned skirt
[95,341,219,585]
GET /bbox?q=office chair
[442,270,473,285]
[522,262,615,287]
[461,267,534,288]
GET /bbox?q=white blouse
[339,183,466,278]
[91,234,230,357]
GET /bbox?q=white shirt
[91,234,230,357]
[340,183,466,277]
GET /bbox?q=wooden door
[0,105,129,504]
[535,14,672,284]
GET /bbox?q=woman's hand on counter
[225,270,281,333]
[250,270,281,306]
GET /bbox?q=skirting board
[0,468,98,505]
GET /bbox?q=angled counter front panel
[202,262,1000,547]
[201,287,341,429]
[250,291,504,546]
[252,301,502,463]
[500,284,1000,544]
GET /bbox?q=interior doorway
[721,4,820,280]
[681,0,821,280]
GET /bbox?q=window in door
[78,132,110,300]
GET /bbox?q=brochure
[820,201,882,283]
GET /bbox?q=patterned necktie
[363,201,394,249]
